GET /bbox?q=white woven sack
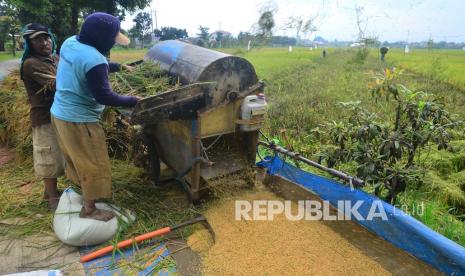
[53,188,135,246]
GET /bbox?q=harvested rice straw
[33,72,56,95]
[0,70,33,160]
[32,72,55,79]
[110,61,173,97]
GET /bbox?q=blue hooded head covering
[77,12,121,55]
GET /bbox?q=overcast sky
[121,0,465,42]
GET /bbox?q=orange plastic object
[80,226,171,262]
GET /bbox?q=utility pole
[154,10,158,30]
[218,21,222,31]
[150,9,154,33]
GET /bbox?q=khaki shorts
[51,116,112,201]
[32,123,65,178]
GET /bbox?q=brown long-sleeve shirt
[22,54,59,127]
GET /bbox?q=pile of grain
[186,228,214,253]
[205,169,255,198]
[189,190,390,275]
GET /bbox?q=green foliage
[351,47,369,64]
[5,0,72,48]
[0,2,21,56]
[129,11,152,48]
[154,26,188,41]
[196,25,209,47]
[237,31,253,46]
[81,0,151,20]
[3,0,151,49]
[427,57,446,82]
[253,2,276,46]
[271,36,297,46]
[320,68,461,203]
[258,11,274,37]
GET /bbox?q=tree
[250,2,277,48]
[238,32,251,43]
[154,26,188,41]
[5,0,72,50]
[0,2,20,56]
[257,10,274,38]
[72,0,151,37]
[128,25,140,47]
[2,0,151,50]
[283,14,318,43]
[427,37,434,50]
[270,36,296,46]
[255,1,277,39]
[132,11,152,48]
[196,25,209,47]
[214,31,223,48]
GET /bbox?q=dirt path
[0,59,20,81]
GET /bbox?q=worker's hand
[121,64,135,72]
[135,96,143,101]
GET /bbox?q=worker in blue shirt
[51,12,141,221]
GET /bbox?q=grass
[0,51,22,62]
[111,48,146,63]
[0,160,56,238]
[384,48,465,87]
[221,47,319,78]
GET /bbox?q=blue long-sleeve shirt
[86,62,138,107]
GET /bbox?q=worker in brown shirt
[21,23,65,210]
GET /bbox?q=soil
[189,190,391,276]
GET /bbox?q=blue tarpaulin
[258,155,465,275]
[80,240,175,276]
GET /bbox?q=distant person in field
[322,49,327,58]
[380,46,389,61]
[20,23,65,210]
[51,12,141,221]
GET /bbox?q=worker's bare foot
[43,191,61,211]
[43,178,61,211]
[43,190,62,200]
[80,206,115,221]
[47,196,60,211]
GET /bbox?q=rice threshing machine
[131,40,267,202]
